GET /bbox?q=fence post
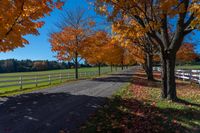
[189,70,192,84]
[177,71,179,79]
[198,74,200,84]
[35,75,38,87]
[79,72,81,79]
[67,73,69,80]
[49,75,51,85]
[60,73,62,83]
[19,76,23,89]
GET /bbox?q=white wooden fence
[0,69,112,90]
[153,67,200,84]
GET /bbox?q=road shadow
[0,92,108,133]
[93,73,134,83]
[80,96,200,133]
[110,74,135,77]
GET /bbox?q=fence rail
[153,67,200,84]
[0,69,113,90]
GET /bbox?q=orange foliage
[50,27,86,61]
[83,31,109,65]
[0,0,64,52]
[104,41,126,65]
[83,31,138,66]
[177,43,197,62]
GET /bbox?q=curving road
[0,68,134,133]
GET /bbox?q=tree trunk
[75,52,78,79]
[121,61,124,70]
[160,53,167,99]
[98,63,101,76]
[166,53,177,100]
[161,52,177,100]
[111,65,113,72]
[145,53,154,81]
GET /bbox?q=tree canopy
[0,0,64,52]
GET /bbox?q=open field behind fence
[176,65,200,70]
[0,67,121,94]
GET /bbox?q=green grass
[148,87,200,131]
[0,66,111,76]
[0,66,119,96]
[176,65,200,69]
[80,71,200,133]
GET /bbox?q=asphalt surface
[0,68,134,133]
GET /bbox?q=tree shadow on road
[0,92,109,133]
[93,73,134,83]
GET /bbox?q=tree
[94,0,200,100]
[83,31,109,75]
[0,0,64,52]
[105,38,141,71]
[103,40,126,71]
[177,43,197,64]
[111,21,157,80]
[50,8,95,79]
[32,61,48,71]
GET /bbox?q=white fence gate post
[49,75,51,85]
[67,73,69,80]
[189,70,192,83]
[198,74,200,84]
[19,76,23,89]
[60,73,62,83]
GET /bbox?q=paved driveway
[0,68,134,133]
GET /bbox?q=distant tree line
[0,59,90,73]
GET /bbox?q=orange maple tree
[50,27,87,79]
[177,43,197,63]
[83,31,109,75]
[0,0,64,52]
[111,17,158,80]
[50,8,95,79]
[103,40,126,71]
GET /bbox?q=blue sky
[0,0,200,61]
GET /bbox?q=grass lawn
[0,66,112,76]
[176,65,200,70]
[0,66,118,96]
[80,69,200,133]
